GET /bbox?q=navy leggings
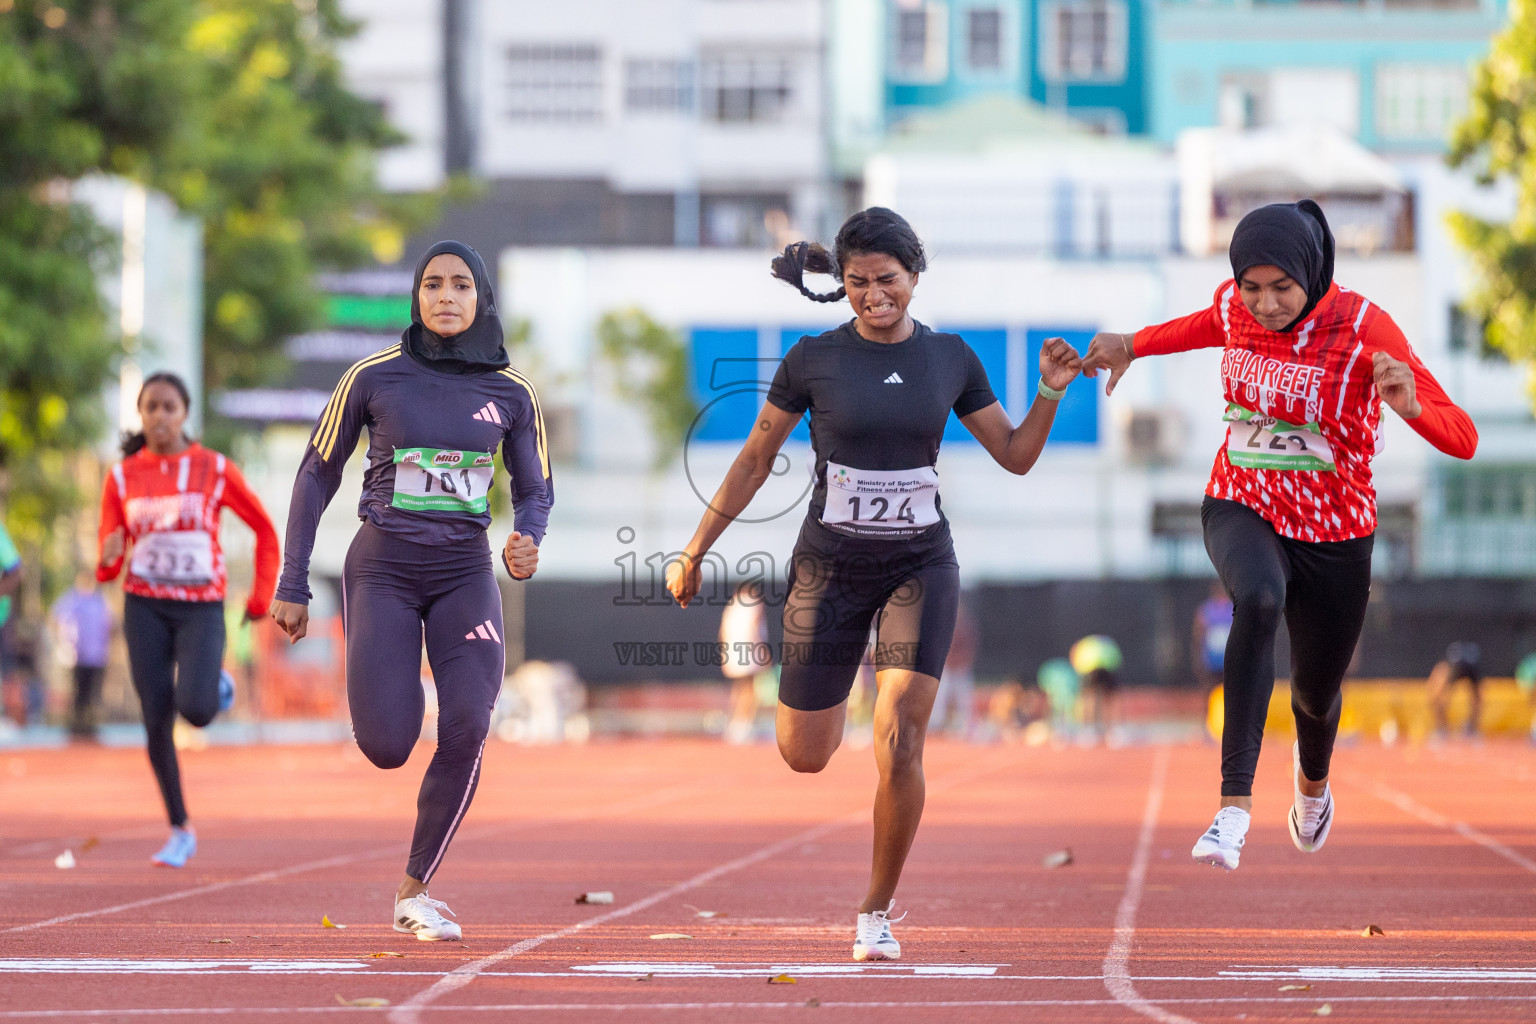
[1202,497,1373,797]
[342,522,504,884]
[123,595,226,828]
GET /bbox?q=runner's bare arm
[962,336,1081,475]
[667,400,801,608]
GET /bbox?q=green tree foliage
[596,309,697,468]
[1447,3,1536,389]
[0,0,424,549]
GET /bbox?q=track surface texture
[1,737,1533,1022]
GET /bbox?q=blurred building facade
[273,0,1536,595]
[340,0,834,251]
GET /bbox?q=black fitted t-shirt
[767,320,998,537]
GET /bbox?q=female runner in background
[668,207,1081,959]
[1082,200,1476,870]
[270,241,552,941]
[98,372,279,867]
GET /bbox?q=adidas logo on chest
[884,372,904,384]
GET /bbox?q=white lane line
[0,783,703,936]
[1222,966,1536,982]
[0,847,400,936]
[5,995,1536,1017]
[1102,746,1197,1024]
[6,959,1535,984]
[389,812,865,1023]
[388,752,1016,1024]
[1356,775,1536,874]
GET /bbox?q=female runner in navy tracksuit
[271,241,552,941]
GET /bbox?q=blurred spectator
[933,598,977,738]
[1193,582,1232,694]
[1427,641,1482,739]
[0,519,25,724]
[1070,634,1124,741]
[1037,656,1080,735]
[719,581,776,744]
[49,570,114,739]
[494,660,588,744]
[1516,652,1536,744]
[987,677,1047,741]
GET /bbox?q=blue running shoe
[218,670,235,714]
[151,827,197,868]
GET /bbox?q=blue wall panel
[689,328,760,442]
[1027,327,1098,444]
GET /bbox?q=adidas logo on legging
[464,619,503,643]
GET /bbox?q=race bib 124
[392,447,494,513]
[821,462,940,535]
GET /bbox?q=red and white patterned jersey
[97,443,280,615]
[1135,281,1478,543]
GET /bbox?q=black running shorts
[777,518,961,712]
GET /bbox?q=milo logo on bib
[1224,403,1336,472]
[392,446,494,513]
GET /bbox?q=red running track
[0,737,1532,1022]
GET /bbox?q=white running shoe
[151,826,197,868]
[1191,806,1250,871]
[852,900,904,961]
[393,893,462,941]
[1288,742,1335,853]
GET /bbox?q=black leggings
[342,523,504,884]
[1202,497,1373,797]
[123,596,226,828]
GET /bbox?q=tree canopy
[1447,1,1536,390]
[0,0,421,551]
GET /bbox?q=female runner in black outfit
[667,208,1081,960]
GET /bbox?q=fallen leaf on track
[54,850,75,869]
[1313,1003,1332,1016]
[1361,923,1385,937]
[1042,848,1073,869]
[81,837,100,853]
[768,973,797,984]
[1279,984,1312,991]
[207,939,234,944]
[804,997,821,1007]
[334,996,390,1007]
[361,952,405,959]
[684,904,723,918]
[575,891,614,905]
[321,915,347,929]
[649,933,693,940]
[633,973,653,981]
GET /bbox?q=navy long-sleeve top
[275,342,553,604]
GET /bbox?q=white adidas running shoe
[1191,805,1250,871]
[853,900,903,961]
[393,893,462,941]
[1288,742,1335,853]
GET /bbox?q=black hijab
[1228,200,1336,333]
[402,240,510,375]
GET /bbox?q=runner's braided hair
[770,207,928,304]
[120,371,193,456]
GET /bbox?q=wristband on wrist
[1037,377,1067,402]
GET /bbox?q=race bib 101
[392,447,494,513]
[1224,403,1336,472]
[821,461,940,536]
[130,530,216,587]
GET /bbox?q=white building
[338,0,834,249]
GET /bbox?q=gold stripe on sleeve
[315,345,401,460]
[500,368,550,478]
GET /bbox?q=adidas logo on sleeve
[472,402,502,425]
[884,373,904,384]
